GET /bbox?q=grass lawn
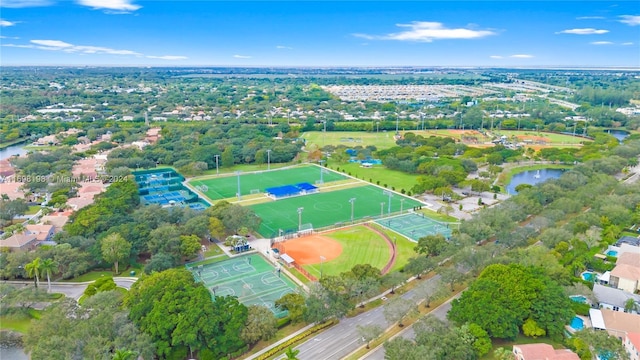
[301,131,399,149]
[367,223,417,273]
[482,335,567,359]
[26,205,41,215]
[0,308,42,333]
[250,185,423,237]
[203,242,224,257]
[189,165,346,200]
[330,162,419,194]
[303,226,391,278]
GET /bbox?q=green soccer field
[250,185,424,237]
[189,165,347,200]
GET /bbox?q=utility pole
[349,198,356,223]
[266,149,271,171]
[380,202,385,217]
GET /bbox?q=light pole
[266,149,271,171]
[383,190,392,214]
[319,160,325,184]
[395,113,399,133]
[214,155,220,175]
[297,207,304,231]
[349,198,356,223]
[236,171,242,200]
[320,255,326,278]
[322,119,327,147]
[400,198,405,214]
[380,202,385,217]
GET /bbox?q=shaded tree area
[448,264,573,341]
[384,316,491,360]
[126,268,248,359]
[23,291,155,360]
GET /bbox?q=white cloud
[556,28,609,35]
[353,21,495,42]
[590,41,613,45]
[510,54,534,58]
[146,55,188,60]
[619,15,640,26]
[0,0,53,8]
[233,54,252,59]
[576,16,605,20]
[76,0,141,11]
[31,39,73,48]
[276,45,293,50]
[489,55,503,59]
[0,19,15,27]
[621,42,634,46]
[0,35,20,39]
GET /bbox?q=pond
[0,346,29,359]
[0,143,27,162]
[608,129,630,142]
[506,168,565,195]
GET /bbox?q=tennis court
[187,254,299,318]
[375,212,454,241]
[250,185,423,237]
[188,165,346,200]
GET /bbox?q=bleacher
[265,182,318,200]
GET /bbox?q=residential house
[626,333,640,360]
[0,231,38,251]
[513,343,580,360]
[40,215,69,232]
[25,224,55,243]
[0,181,27,201]
[590,308,640,339]
[609,253,640,293]
[0,159,15,177]
[593,283,640,313]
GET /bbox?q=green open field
[301,131,399,149]
[189,165,346,200]
[303,226,390,277]
[330,162,419,193]
[250,185,423,237]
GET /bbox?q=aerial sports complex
[188,164,453,241]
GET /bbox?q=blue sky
[0,1,638,67]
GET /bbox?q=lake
[0,346,29,360]
[0,143,27,162]
[506,168,565,195]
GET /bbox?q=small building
[0,232,38,252]
[591,308,640,339]
[512,343,580,360]
[593,284,640,314]
[280,253,295,268]
[610,253,640,293]
[625,332,640,360]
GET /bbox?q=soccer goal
[250,189,261,195]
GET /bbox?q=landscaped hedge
[255,319,338,360]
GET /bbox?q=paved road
[4,277,137,300]
[288,275,441,360]
[363,292,461,360]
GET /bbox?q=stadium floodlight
[297,207,304,231]
[380,202,385,217]
[349,198,356,223]
[214,154,220,175]
[320,255,326,278]
[319,159,325,184]
[383,190,393,214]
[236,171,242,200]
[266,149,271,171]
[400,198,405,214]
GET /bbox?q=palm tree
[25,257,42,289]
[112,349,136,360]
[40,258,58,292]
[284,347,300,360]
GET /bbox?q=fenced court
[375,212,455,241]
[188,165,346,200]
[186,254,299,318]
[251,185,423,238]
